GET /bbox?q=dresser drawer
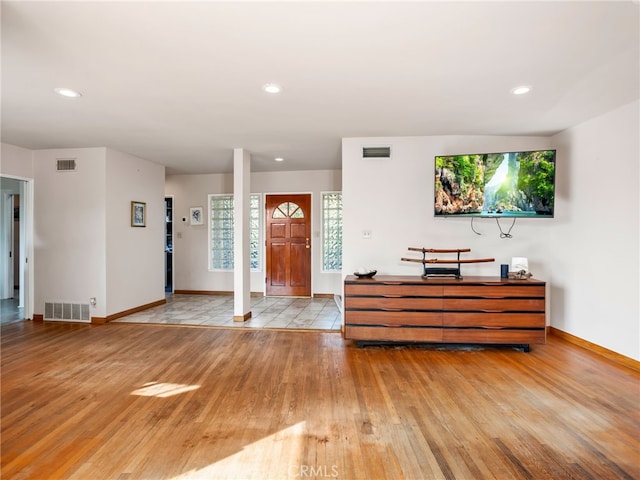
[443,298,545,312]
[443,285,545,298]
[346,310,443,327]
[345,326,443,342]
[442,328,546,344]
[443,312,545,328]
[345,284,443,297]
[346,297,443,310]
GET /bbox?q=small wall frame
[190,206,204,225]
[131,201,146,227]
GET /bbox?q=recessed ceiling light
[54,87,82,98]
[510,85,532,95]
[274,157,284,162]
[263,83,282,94]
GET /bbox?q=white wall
[31,146,165,321]
[550,100,639,360]
[105,148,165,316]
[343,135,553,278]
[33,148,108,318]
[165,169,342,295]
[1,143,33,178]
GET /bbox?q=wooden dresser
[344,275,546,351]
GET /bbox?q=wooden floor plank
[2,321,638,479]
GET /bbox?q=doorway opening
[165,196,173,293]
[265,194,311,297]
[0,176,32,324]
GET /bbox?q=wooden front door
[266,194,311,296]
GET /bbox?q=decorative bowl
[354,270,377,279]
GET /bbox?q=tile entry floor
[1,291,23,326]
[111,294,343,331]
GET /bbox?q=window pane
[210,194,261,271]
[274,201,304,219]
[322,192,342,271]
[210,195,234,270]
[250,194,261,271]
[289,202,304,218]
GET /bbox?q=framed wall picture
[190,206,204,225]
[131,201,146,227]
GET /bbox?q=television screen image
[434,149,556,218]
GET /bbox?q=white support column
[233,148,251,321]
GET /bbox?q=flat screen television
[434,149,556,218]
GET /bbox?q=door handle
[306,238,310,249]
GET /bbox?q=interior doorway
[0,176,32,324]
[265,194,311,297]
[164,196,173,293]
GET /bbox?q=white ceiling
[2,1,638,174]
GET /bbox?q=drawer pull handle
[481,309,505,313]
[381,308,404,312]
[383,294,403,298]
[483,296,506,299]
[382,282,403,285]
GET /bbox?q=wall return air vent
[56,158,77,172]
[362,146,391,159]
[45,302,90,322]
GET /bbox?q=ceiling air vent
[362,146,391,159]
[56,158,77,172]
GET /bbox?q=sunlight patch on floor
[170,421,308,480]
[130,382,200,398]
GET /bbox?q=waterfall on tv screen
[483,153,528,213]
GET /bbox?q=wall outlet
[89,297,97,307]
[362,230,372,239]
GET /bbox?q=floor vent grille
[44,302,90,322]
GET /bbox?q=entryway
[0,176,32,324]
[164,196,173,293]
[265,194,311,297]
[111,294,341,330]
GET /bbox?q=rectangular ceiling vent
[56,158,77,172]
[362,146,391,159]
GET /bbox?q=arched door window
[272,202,305,219]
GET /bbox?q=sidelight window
[249,195,261,270]
[322,192,342,272]
[209,194,261,271]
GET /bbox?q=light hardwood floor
[1,321,638,479]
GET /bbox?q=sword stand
[401,248,495,279]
